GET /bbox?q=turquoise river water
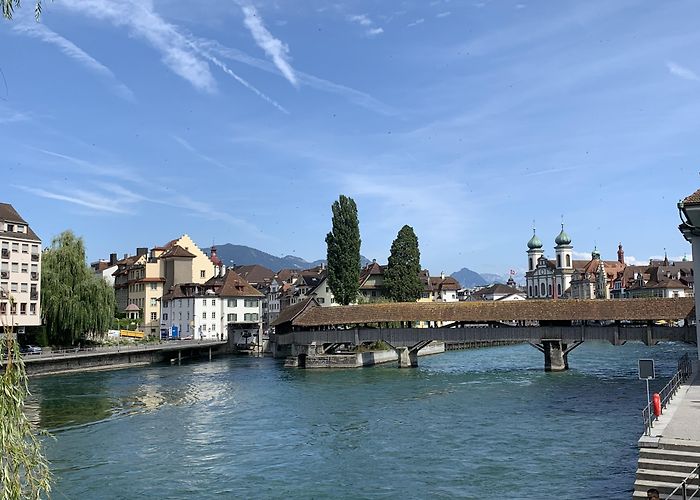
[28,341,695,500]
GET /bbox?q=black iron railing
[643,353,693,436]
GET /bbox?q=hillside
[210,244,370,271]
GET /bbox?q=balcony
[30,291,38,300]
[0,271,8,279]
[1,249,9,259]
[31,253,39,262]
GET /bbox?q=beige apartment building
[0,203,41,329]
[115,234,216,337]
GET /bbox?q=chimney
[136,247,148,257]
[440,271,445,280]
[110,253,117,266]
[617,243,624,265]
[123,253,128,260]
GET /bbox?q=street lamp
[677,188,700,360]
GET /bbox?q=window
[150,312,157,321]
[31,245,38,254]
[10,302,16,314]
[227,313,237,322]
[21,243,28,253]
[566,255,571,267]
[244,299,258,307]
[211,312,216,319]
[150,282,157,290]
[21,263,28,273]
[6,224,14,232]
[202,312,207,319]
[211,299,216,306]
[10,282,17,292]
[244,313,259,321]
[326,287,329,293]
[540,283,545,296]
[227,299,236,307]
[200,270,206,278]
[19,303,26,315]
[163,313,168,321]
[11,242,18,252]
[548,284,552,296]
[11,263,18,273]
[150,298,157,307]
[317,297,325,304]
[179,312,182,320]
[30,303,36,315]
[557,284,562,296]
[1,302,7,314]
[556,254,561,267]
[529,258,534,270]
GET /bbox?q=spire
[663,248,669,266]
[527,225,543,250]
[592,245,600,260]
[617,242,624,265]
[555,222,572,246]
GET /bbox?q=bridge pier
[396,347,418,368]
[529,340,583,371]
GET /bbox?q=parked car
[21,345,43,355]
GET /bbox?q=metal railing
[643,353,693,436]
[666,464,699,500]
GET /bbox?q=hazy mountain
[480,273,509,284]
[210,244,370,272]
[451,268,487,288]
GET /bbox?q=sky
[1,0,699,278]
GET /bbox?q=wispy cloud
[197,50,289,113]
[347,13,385,37]
[436,12,451,18]
[13,22,134,101]
[192,38,396,115]
[241,4,298,86]
[15,185,132,214]
[667,61,700,82]
[34,148,135,180]
[0,111,32,124]
[407,18,425,28]
[171,135,231,170]
[58,0,216,92]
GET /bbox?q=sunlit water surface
[28,341,694,500]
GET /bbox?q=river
[28,341,694,500]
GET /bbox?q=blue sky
[1,0,699,278]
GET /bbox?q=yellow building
[124,234,215,337]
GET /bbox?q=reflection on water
[29,341,696,499]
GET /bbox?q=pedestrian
[646,488,660,500]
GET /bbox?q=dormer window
[6,224,14,232]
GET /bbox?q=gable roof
[161,245,196,259]
[235,264,275,285]
[0,203,41,242]
[217,270,264,298]
[270,298,319,327]
[476,283,523,296]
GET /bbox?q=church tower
[554,223,574,297]
[526,228,544,272]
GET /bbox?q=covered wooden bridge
[272,297,696,370]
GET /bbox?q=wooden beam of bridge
[275,325,695,348]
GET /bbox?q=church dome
[555,226,571,246]
[527,231,543,249]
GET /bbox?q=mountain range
[209,244,515,287]
[209,244,371,272]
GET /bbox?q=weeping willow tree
[1,306,51,499]
[2,0,44,20]
[41,231,115,345]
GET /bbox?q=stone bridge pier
[529,339,583,371]
[395,340,434,368]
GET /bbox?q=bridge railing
[642,353,693,436]
[665,463,699,500]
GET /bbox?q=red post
[653,392,662,417]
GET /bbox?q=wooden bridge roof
[285,297,695,327]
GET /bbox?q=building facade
[0,203,41,329]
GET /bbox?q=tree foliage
[325,195,361,305]
[2,0,44,21]
[1,317,51,500]
[41,231,115,345]
[384,225,423,302]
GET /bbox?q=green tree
[1,313,51,500]
[384,225,423,302]
[41,231,115,345]
[325,195,361,305]
[2,0,45,20]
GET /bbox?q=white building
[161,270,263,345]
[0,203,41,329]
[525,225,574,299]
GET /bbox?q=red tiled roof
[683,188,700,204]
[218,270,264,298]
[161,245,196,259]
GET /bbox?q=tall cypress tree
[384,225,423,302]
[41,231,115,345]
[325,195,361,305]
